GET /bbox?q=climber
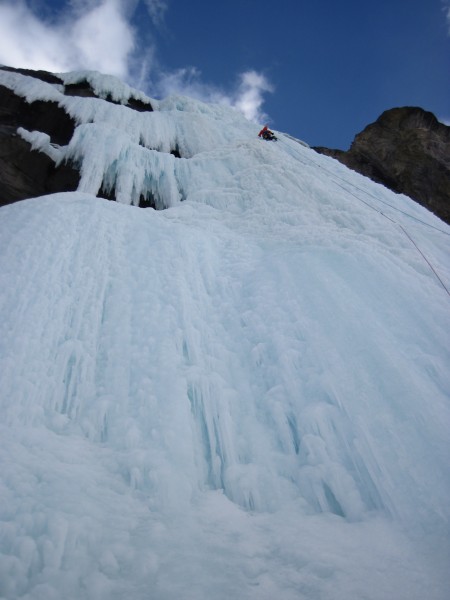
[258,125,277,141]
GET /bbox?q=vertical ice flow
[0,69,449,600]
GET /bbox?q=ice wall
[0,69,449,600]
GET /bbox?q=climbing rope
[397,224,450,298]
[330,174,450,237]
[283,139,450,297]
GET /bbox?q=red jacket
[258,126,269,137]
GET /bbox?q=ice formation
[0,70,449,600]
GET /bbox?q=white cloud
[0,0,272,122]
[0,1,68,72]
[71,1,135,77]
[234,71,273,122]
[154,67,230,104]
[155,67,273,123]
[0,0,138,77]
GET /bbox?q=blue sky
[0,0,449,148]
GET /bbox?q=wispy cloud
[0,0,137,77]
[144,0,168,27]
[70,0,135,77]
[443,1,450,34]
[0,1,68,73]
[234,71,273,122]
[0,0,272,122]
[154,67,273,123]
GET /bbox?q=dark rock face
[0,84,76,145]
[0,81,79,206]
[64,81,99,99]
[0,126,79,206]
[64,78,153,111]
[314,107,450,224]
[0,66,63,85]
[0,65,155,207]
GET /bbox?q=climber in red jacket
[258,125,277,141]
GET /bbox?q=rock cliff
[314,107,450,224]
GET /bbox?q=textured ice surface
[0,69,450,600]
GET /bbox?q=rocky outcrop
[314,107,450,224]
[0,65,154,111]
[0,125,79,205]
[0,81,79,206]
[0,65,155,207]
[63,79,154,112]
[0,83,76,146]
